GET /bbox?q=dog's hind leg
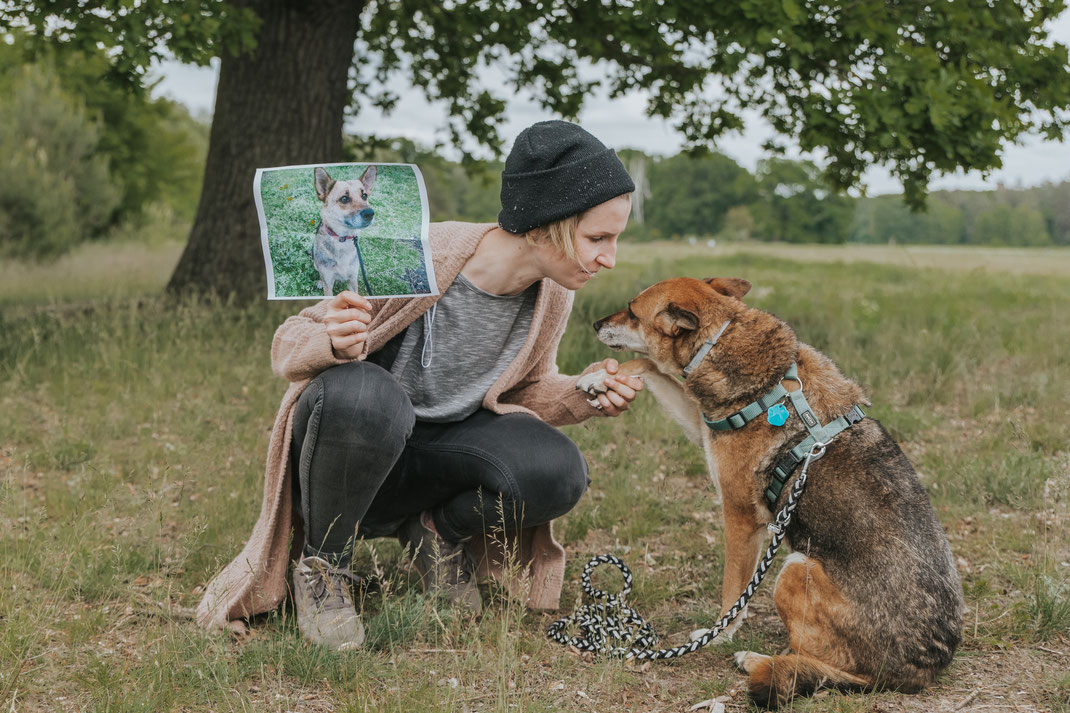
[738,553,870,706]
[736,651,869,707]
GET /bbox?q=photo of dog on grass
[578,276,964,706]
[254,162,436,300]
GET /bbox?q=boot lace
[303,564,360,611]
[437,540,475,587]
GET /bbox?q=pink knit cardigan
[196,221,603,633]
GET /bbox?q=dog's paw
[712,605,746,642]
[576,369,609,395]
[733,651,770,673]
[689,628,711,642]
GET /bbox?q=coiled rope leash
[546,440,827,661]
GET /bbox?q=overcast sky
[152,12,1070,196]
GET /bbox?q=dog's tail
[747,653,871,707]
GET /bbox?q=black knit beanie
[498,120,635,234]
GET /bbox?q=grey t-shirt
[389,273,539,422]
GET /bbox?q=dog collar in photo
[682,320,731,377]
[324,224,357,242]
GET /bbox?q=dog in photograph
[313,165,377,297]
[577,277,963,706]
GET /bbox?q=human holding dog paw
[200,120,638,649]
[324,290,373,359]
[589,358,644,416]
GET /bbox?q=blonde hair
[521,193,630,264]
[523,212,583,262]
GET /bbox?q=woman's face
[539,194,631,290]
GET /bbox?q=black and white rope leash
[547,440,828,661]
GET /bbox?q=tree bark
[167,0,363,301]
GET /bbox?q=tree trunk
[167,0,363,301]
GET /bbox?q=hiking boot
[292,555,366,651]
[399,512,482,614]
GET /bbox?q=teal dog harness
[698,350,866,508]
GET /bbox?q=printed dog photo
[255,162,436,299]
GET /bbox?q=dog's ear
[314,167,335,202]
[704,277,751,300]
[654,302,699,337]
[359,165,377,194]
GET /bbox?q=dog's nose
[592,319,604,332]
[361,209,374,222]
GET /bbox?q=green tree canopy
[755,158,854,243]
[644,151,758,238]
[0,62,120,259]
[0,33,209,222]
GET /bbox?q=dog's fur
[312,166,377,297]
[578,277,963,706]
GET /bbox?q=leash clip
[767,440,829,536]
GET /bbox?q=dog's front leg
[318,269,334,297]
[639,370,704,446]
[717,473,765,639]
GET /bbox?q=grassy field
[1,238,1068,712]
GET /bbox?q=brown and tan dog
[578,277,963,706]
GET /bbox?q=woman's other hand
[325,291,372,359]
[591,358,644,417]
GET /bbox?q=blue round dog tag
[767,402,790,427]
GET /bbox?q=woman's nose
[596,244,616,270]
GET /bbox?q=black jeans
[291,361,590,563]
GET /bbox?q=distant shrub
[0,63,121,260]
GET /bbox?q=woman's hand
[324,291,372,359]
[590,358,644,417]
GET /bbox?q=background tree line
[346,136,1070,247]
[2,32,1068,260]
[4,0,1068,300]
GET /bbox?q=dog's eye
[361,191,368,200]
[338,194,350,204]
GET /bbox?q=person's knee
[311,361,414,445]
[511,431,589,520]
[555,444,590,512]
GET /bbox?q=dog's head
[592,276,751,358]
[314,166,377,233]
[593,276,798,401]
